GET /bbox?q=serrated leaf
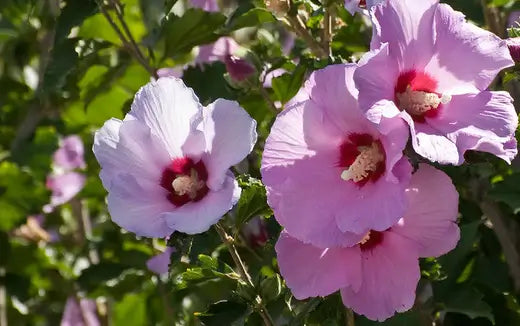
[444,288,495,323]
[272,65,307,104]
[236,175,271,226]
[162,9,226,57]
[198,254,218,270]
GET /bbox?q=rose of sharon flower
[93,77,257,237]
[60,297,100,326]
[261,64,412,248]
[146,247,176,275]
[276,164,460,321]
[344,0,384,15]
[53,135,86,170]
[506,38,520,63]
[43,172,86,213]
[355,0,518,165]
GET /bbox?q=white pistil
[172,169,205,199]
[341,142,384,182]
[396,85,451,116]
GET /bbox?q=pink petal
[196,37,240,65]
[370,0,437,70]
[163,172,240,234]
[392,164,459,257]
[224,56,255,81]
[53,135,85,170]
[47,172,86,208]
[424,4,514,94]
[157,67,184,79]
[340,231,420,321]
[275,231,362,299]
[190,0,219,12]
[61,297,100,326]
[202,99,257,190]
[107,173,174,238]
[146,247,175,275]
[127,77,205,159]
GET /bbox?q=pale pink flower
[157,67,184,79]
[196,37,240,66]
[43,172,86,213]
[276,164,460,321]
[344,0,384,15]
[261,64,411,248]
[355,0,517,164]
[60,297,100,326]
[146,247,175,275]
[53,135,85,170]
[93,77,257,237]
[190,0,219,12]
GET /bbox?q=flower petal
[146,247,175,275]
[107,174,174,238]
[392,164,459,257]
[341,231,420,321]
[53,135,85,170]
[127,77,205,158]
[425,4,514,94]
[276,231,362,299]
[202,99,257,189]
[163,172,240,234]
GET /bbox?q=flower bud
[506,38,520,63]
[224,55,255,82]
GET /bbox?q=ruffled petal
[355,44,400,110]
[370,0,437,69]
[424,4,514,94]
[93,119,171,190]
[163,172,240,234]
[276,232,362,299]
[107,174,174,238]
[427,91,518,163]
[202,99,257,189]
[340,231,420,321]
[392,164,459,257]
[127,77,205,158]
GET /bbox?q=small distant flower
[13,215,56,243]
[61,296,100,326]
[508,10,520,27]
[276,164,460,321]
[261,64,411,248]
[224,56,255,81]
[242,217,268,247]
[43,172,86,213]
[344,0,384,15]
[506,38,520,63]
[93,77,257,237]
[262,68,287,88]
[355,0,517,164]
[157,67,184,79]
[196,37,240,66]
[53,135,85,170]
[190,0,219,12]
[146,247,175,275]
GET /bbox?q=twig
[0,268,6,326]
[322,5,334,56]
[283,15,328,58]
[215,222,275,326]
[345,308,355,326]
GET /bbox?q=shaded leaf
[236,175,271,226]
[198,300,249,326]
[272,65,307,104]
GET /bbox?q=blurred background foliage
[2,0,520,325]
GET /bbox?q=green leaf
[41,38,79,94]
[489,173,520,213]
[260,274,282,303]
[54,0,98,43]
[272,65,307,104]
[197,300,249,326]
[162,9,226,57]
[235,175,271,226]
[444,287,495,323]
[225,8,275,32]
[77,262,129,290]
[112,293,147,326]
[198,254,218,270]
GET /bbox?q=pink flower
[61,297,100,326]
[261,64,412,248]
[146,247,175,275]
[355,0,517,164]
[53,135,85,170]
[43,172,86,213]
[190,0,218,12]
[157,67,184,79]
[276,164,460,321]
[224,55,255,81]
[506,38,520,63]
[344,0,384,15]
[93,77,257,238]
[242,217,268,247]
[508,10,520,27]
[196,37,240,66]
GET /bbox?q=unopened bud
[506,38,520,63]
[224,55,255,82]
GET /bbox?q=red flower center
[358,230,384,251]
[359,0,366,8]
[394,70,449,122]
[160,157,209,207]
[338,133,385,186]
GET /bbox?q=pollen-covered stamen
[357,231,372,245]
[341,142,385,183]
[172,169,206,199]
[396,85,441,115]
